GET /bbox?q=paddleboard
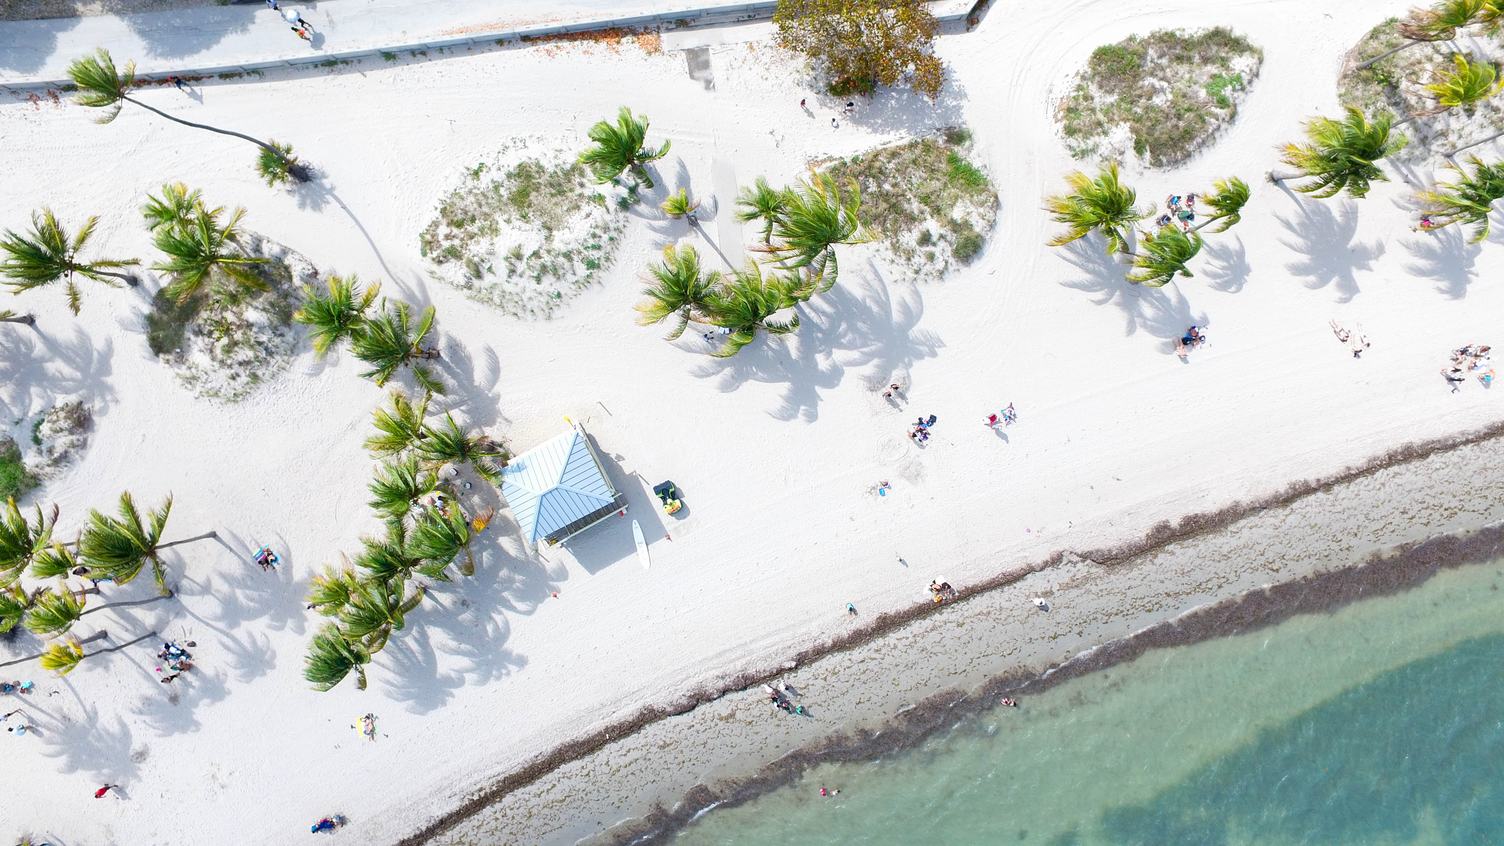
[632,520,650,570]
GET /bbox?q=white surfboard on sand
[632,520,650,570]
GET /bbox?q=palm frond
[0,499,55,587]
[39,637,86,675]
[304,623,371,691]
[1046,162,1144,253]
[66,49,132,122]
[1127,226,1203,287]
[142,182,206,234]
[364,390,429,458]
[635,244,718,339]
[295,273,381,357]
[367,456,437,521]
[23,588,85,637]
[1417,155,1504,241]
[1279,107,1407,199]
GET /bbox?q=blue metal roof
[500,428,619,544]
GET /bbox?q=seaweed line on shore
[395,417,1504,846]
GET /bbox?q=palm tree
[1126,226,1203,287]
[68,49,309,182]
[352,525,443,583]
[1358,0,1488,70]
[79,492,213,597]
[295,274,381,356]
[407,508,475,577]
[416,414,506,480]
[1417,155,1504,241]
[338,577,424,654]
[1046,162,1145,255]
[255,140,303,187]
[661,187,700,219]
[142,182,205,234]
[38,631,107,675]
[0,310,35,326]
[703,263,802,358]
[1424,53,1504,112]
[636,244,719,340]
[1193,177,1253,233]
[29,542,78,580]
[152,204,267,304]
[307,565,361,617]
[0,500,55,587]
[0,210,140,314]
[768,173,865,293]
[367,456,438,522]
[580,106,671,189]
[1270,108,1408,199]
[0,586,37,634]
[365,390,430,458]
[736,177,788,244]
[304,623,372,691]
[351,301,443,394]
[23,588,84,637]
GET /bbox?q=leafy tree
[68,49,309,182]
[152,204,267,303]
[365,390,430,458]
[1425,53,1504,112]
[295,274,381,356]
[1046,162,1145,254]
[23,588,84,637]
[416,414,506,481]
[39,636,88,675]
[636,244,719,340]
[1417,155,1504,241]
[304,623,372,691]
[0,500,55,587]
[768,173,865,293]
[1126,226,1203,287]
[142,182,205,234]
[774,0,945,99]
[736,177,788,244]
[367,456,438,522]
[338,577,424,654]
[1358,0,1487,70]
[0,210,140,314]
[1272,108,1407,199]
[78,492,196,597]
[703,262,802,358]
[1194,177,1252,233]
[0,585,36,634]
[580,107,671,190]
[407,508,475,577]
[351,301,443,394]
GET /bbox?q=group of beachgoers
[1442,343,1494,392]
[1156,193,1200,232]
[764,682,809,716]
[155,639,195,684]
[1174,325,1207,359]
[1329,320,1371,359]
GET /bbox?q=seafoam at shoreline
[417,422,1504,846]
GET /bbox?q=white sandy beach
[4,0,1503,844]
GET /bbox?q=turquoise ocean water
[676,559,1504,846]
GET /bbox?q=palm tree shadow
[0,16,82,74]
[0,326,117,428]
[1402,227,1479,299]
[1057,238,1205,352]
[1202,235,1252,293]
[121,5,253,58]
[36,685,139,782]
[432,340,507,431]
[690,262,941,421]
[1275,200,1382,302]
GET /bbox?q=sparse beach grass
[146,234,308,402]
[420,152,626,319]
[822,128,998,280]
[1339,19,1504,164]
[1058,28,1263,167]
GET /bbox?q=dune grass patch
[822,128,998,280]
[1339,18,1504,163]
[0,436,35,502]
[420,153,626,319]
[1058,28,1262,167]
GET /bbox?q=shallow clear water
[676,560,1504,846]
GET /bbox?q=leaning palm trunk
[122,95,310,181]
[0,310,35,325]
[1444,128,1504,156]
[0,628,111,669]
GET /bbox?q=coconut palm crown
[703,262,802,358]
[0,499,56,587]
[1417,155,1504,241]
[1127,225,1204,287]
[1274,107,1408,199]
[580,107,671,189]
[768,173,865,292]
[735,177,788,244]
[1425,53,1504,112]
[78,492,174,596]
[1046,162,1145,254]
[351,301,443,394]
[0,210,140,314]
[1194,177,1253,233]
[304,623,372,691]
[152,204,267,303]
[295,274,381,356]
[636,244,720,340]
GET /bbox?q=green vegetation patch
[822,129,999,280]
[1058,27,1263,167]
[1338,18,1504,163]
[420,153,625,319]
[0,436,35,502]
[147,234,306,402]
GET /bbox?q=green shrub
[1205,72,1244,108]
[946,151,988,190]
[0,439,35,502]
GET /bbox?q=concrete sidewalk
[0,0,979,90]
[0,0,776,87]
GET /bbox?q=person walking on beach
[291,25,312,43]
[265,0,279,9]
[281,7,313,29]
[167,75,187,92]
[94,784,117,798]
[831,117,839,129]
